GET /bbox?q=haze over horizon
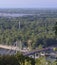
[0,0,57,8]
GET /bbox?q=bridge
[23,47,57,59]
[0,43,28,55]
[0,44,56,59]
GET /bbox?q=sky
[0,0,57,8]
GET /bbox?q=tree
[54,22,57,39]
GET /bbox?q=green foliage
[0,53,57,65]
[55,22,57,38]
[36,56,47,65]
[35,56,57,65]
[0,55,20,65]
[0,16,56,49]
[0,53,35,65]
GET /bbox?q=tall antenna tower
[19,21,20,30]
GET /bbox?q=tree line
[0,16,57,49]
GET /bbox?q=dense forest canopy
[0,9,57,49]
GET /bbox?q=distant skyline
[0,0,57,8]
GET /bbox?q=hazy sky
[0,0,57,8]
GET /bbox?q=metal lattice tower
[6,41,18,55]
[19,21,20,30]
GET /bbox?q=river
[0,13,35,17]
